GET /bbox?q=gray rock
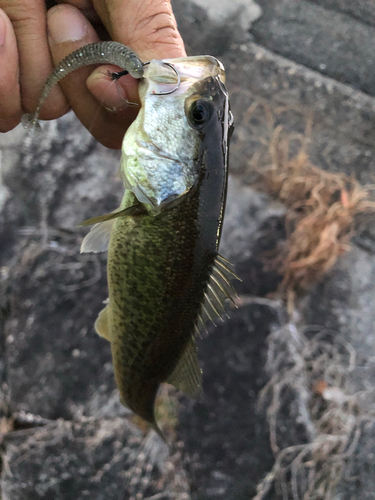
[309,0,375,28]
[264,241,374,490]
[2,418,174,500]
[0,116,129,421]
[172,0,250,56]
[5,238,128,420]
[190,0,262,30]
[178,303,280,500]
[1,0,375,498]
[220,42,375,185]
[221,178,286,296]
[251,0,375,96]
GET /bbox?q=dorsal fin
[195,254,240,333]
[166,336,203,400]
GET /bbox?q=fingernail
[48,6,87,44]
[0,11,6,47]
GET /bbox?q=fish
[26,43,238,439]
[81,56,238,438]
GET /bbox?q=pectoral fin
[94,303,111,342]
[166,336,203,400]
[79,204,143,227]
[80,219,115,254]
[80,204,144,254]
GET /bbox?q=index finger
[91,0,186,61]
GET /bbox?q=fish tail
[150,422,169,446]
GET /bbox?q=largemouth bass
[27,44,238,438]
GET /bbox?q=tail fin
[151,422,170,448]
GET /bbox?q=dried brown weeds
[258,126,375,301]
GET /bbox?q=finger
[56,0,93,8]
[2,0,68,119]
[92,0,186,61]
[85,0,186,127]
[55,0,100,24]
[87,66,140,111]
[48,4,137,149]
[0,9,21,132]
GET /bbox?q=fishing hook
[111,61,181,95]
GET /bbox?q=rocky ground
[1,0,375,498]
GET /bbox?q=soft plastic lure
[24,41,144,127]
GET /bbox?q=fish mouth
[141,56,226,97]
[141,61,181,95]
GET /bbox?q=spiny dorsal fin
[196,254,241,333]
[166,336,203,400]
[80,219,115,254]
[94,302,111,342]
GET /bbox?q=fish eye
[188,99,213,129]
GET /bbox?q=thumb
[92,0,186,61]
[86,0,186,124]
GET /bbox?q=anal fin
[94,303,111,342]
[166,336,203,400]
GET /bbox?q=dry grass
[127,386,190,500]
[242,106,375,499]
[257,126,375,304]
[254,322,375,500]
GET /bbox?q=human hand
[0,0,186,148]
